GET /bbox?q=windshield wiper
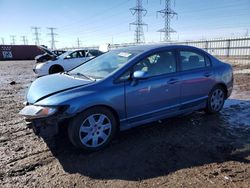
[77,73,96,81]
[67,72,96,81]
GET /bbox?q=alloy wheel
[79,114,112,147]
[210,88,225,111]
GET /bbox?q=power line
[62,11,250,42]
[21,36,28,45]
[31,27,41,45]
[10,35,16,45]
[157,0,177,41]
[47,27,58,49]
[129,0,148,43]
[59,0,129,31]
[62,3,250,37]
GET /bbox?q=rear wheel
[68,107,117,151]
[206,86,226,114]
[49,65,64,74]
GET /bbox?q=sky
[0,0,250,48]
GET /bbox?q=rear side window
[78,50,86,57]
[180,51,206,71]
[89,50,103,57]
[69,51,85,58]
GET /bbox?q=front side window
[180,51,206,71]
[69,51,80,58]
[69,50,141,79]
[133,51,177,77]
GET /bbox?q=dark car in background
[20,45,233,152]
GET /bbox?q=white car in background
[33,49,103,77]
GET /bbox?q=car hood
[27,73,94,104]
[38,45,57,56]
[34,54,45,60]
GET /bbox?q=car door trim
[120,103,180,123]
[180,96,208,110]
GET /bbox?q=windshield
[58,51,72,59]
[69,50,141,79]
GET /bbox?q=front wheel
[68,107,117,151]
[205,86,226,114]
[49,65,64,74]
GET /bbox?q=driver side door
[124,50,181,126]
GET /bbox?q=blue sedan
[20,45,233,151]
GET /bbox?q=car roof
[115,44,203,53]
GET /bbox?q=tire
[68,107,117,151]
[49,65,64,74]
[205,85,226,114]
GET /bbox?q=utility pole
[21,36,28,45]
[47,27,58,50]
[245,29,249,37]
[157,0,177,42]
[129,0,148,44]
[10,35,16,45]
[31,27,41,45]
[76,37,81,48]
[1,38,4,45]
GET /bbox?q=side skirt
[120,97,207,131]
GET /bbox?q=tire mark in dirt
[5,149,51,165]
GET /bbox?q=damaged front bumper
[20,105,69,138]
[27,118,60,138]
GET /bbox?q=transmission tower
[10,35,16,45]
[31,27,41,45]
[21,36,28,45]
[129,0,148,44]
[47,27,58,50]
[157,0,177,42]
[76,37,82,48]
[1,38,4,45]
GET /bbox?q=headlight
[35,63,46,70]
[19,105,57,119]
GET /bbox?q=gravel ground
[0,60,250,188]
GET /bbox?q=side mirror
[65,55,71,59]
[132,71,147,80]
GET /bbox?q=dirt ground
[0,60,249,188]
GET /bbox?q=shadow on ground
[44,99,250,181]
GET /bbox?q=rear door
[178,49,215,108]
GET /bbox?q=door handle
[167,78,179,84]
[204,72,212,77]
